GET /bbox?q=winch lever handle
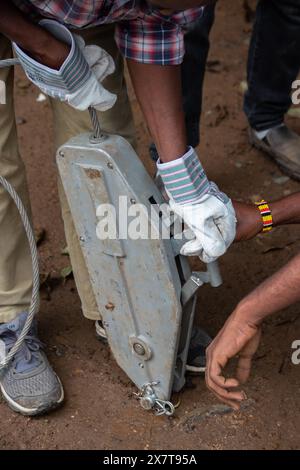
[0,58,20,68]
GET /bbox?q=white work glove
[157,147,237,263]
[169,185,236,262]
[13,19,117,111]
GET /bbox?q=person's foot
[0,312,64,416]
[95,319,108,344]
[186,326,212,374]
[149,142,159,163]
[95,321,211,374]
[249,124,300,181]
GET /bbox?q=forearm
[1,2,48,56]
[234,192,300,242]
[270,192,300,226]
[234,252,300,325]
[127,60,187,162]
[0,1,69,69]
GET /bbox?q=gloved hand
[13,19,117,111]
[169,186,236,262]
[157,147,237,263]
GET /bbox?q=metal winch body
[57,132,222,415]
[0,59,222,415]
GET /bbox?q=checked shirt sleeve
[115,7,204,66]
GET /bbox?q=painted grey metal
[56,132,222,408]
[0,58,223,410]
[0,58,20,68]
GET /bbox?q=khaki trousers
[0,25,136,323]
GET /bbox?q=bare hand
[205,314,262,410]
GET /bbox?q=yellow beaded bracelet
[255,200,273,233]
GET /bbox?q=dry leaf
[60,265,73,281]
[34,227,46,246]
[287,107,300,118]
[61,246,70,256]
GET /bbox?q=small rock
[16,117,26,125]
[251,194,262,203]
[16,79,31,90]
[52,345,66,357]
[206,59,223,74]
[272,175,290,185]
[36,93,47,102]
[240,80,248,93]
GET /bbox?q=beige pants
[0,25,136,323]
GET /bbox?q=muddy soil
[1,0,300,450]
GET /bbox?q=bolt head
[133,343,146,356]
[107,162,113,169]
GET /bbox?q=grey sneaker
[249,124,300,180]
[95,320,108,344]
[186,326,212,374]
[0,312,64,416]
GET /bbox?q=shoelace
[1,331,44,373]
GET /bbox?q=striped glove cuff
[13,20,92,99]
[157,147,210,205]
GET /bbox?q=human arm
[234,191,300,241]
[205,251,300,409]
[0,3,116,111]
[0,0,69,69]
[127,61,187,163]
[126,58,236,260]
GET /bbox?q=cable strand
[0,176,40,370]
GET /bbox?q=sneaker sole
[186,364,206,374]
[95,322,108,344]
[0,375,64,417]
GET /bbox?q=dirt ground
[1,0,300,450]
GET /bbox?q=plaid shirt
[13,1,203,65]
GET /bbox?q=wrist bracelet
[255,200,273,233]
